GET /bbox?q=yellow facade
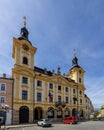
[98,105,104,117]
[12,22,93,124]
[12,37,37,124]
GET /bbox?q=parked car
[62,116,78,124]
[37,119,52,127]
[98,116,104,121]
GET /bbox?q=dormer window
[23,57,28,65]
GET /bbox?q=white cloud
[85,76,104,108]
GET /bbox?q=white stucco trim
[19,76,22,100]
[28,77,30,100]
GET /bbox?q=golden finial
[23,16,26,27]
[74,49,76,57]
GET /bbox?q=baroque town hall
[0,18,94,125]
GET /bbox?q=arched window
[23,57,28,65]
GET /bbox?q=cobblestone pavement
[1,121,104,130]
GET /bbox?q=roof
[0,77,14,80]
[18,37,32,45]
[34,66,76,84]
[34,66,53,76]
[70,64,84,71]
[65,77,76,83]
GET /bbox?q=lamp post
[0,104,9,129]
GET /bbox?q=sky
[0,0,104,109]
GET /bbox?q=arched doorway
[72,108,76,117]
[47,107,54,118]
[57,107,63,118]
[79,110,84,118]
[64,108,70,117]
[34,107,43,120]
[19,106,29,123]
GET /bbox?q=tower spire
[72,49,78,66]
[19,16,29,40]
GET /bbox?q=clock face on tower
[22,44,29,51]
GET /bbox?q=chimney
[3,73,6,78]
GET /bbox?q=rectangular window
[22,90,28,100]
[1,84,6,91]
[58,95,61,102]
[80,99,82,104]
[37,93,42,101]
[0,97,5,103]
[49,83,53,89]
[65,87,68,92]
[22,77,28,84]
[66,97,69,103]
[37,80,42,87]
[48,92,53,102]
[79,90,82,95]
[86,106,88,109]
[58,85,61,91]
[73,89,76,93]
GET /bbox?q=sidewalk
[0,120,90,129]
[0,121,62,130]
[0,124,37,130]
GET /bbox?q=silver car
[37,119,52,127]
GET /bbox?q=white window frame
[0,83,6,91]
[0,96,5,103]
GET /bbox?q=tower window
[80,90,82,95]
[23,57,28,65]
[79,77,81,83]
[79,70,81,74]
[22,90,28,100]
[37,80,42,87]
[80,99,82,104]
[22,77,28,84]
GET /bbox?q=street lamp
[0,104,9,129]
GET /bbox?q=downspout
[12,78,14,125]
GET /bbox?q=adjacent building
[84,94,94,119]
[98,105,104,117]
[0,74,13,125]
[11,19,94,124]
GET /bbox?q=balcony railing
[55,101,66,107]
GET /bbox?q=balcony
[55,101,66,108]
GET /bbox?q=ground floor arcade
[12,105,84,124]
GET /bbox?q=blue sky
[0,0,104,109]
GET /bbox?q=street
[5,121,104,130]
